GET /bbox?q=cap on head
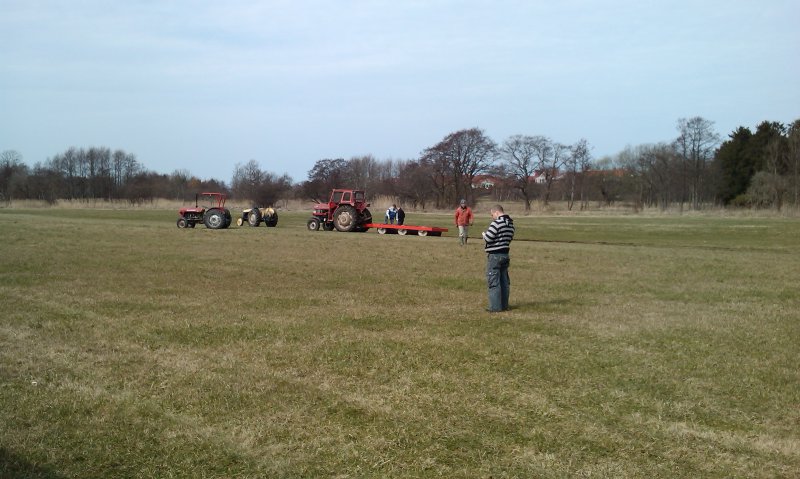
[460,199,466,206]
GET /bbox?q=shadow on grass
[0,447,67,479]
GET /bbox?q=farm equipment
[236,206,279,227]
[307,189,372,232]
[367,223,448,236]
[176,192,232,229]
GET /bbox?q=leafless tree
[542,141,568,206]
[232,159,264,203]
[0,150,27,202]
[675,117,720,210]
[565,139,592,211]
[421,128,496,206]
[396,160,434,209]
[788,120,800,207]
[500,135,538,212]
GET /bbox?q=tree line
[2,116,798,211]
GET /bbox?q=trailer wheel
[417,230,428,237]
[397,229,407,236]
[377,227,387,234]
[177,218,188,228]
[307,218,321,231]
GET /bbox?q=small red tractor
[176,192,232,229]
[307,189,372,232]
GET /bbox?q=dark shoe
[485,308,502,313]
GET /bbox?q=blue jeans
[486,253,510,311]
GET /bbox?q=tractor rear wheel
[223,209,232,229]
[204,209,226,229]
[333,205,358,232]
[307,218,321,231]
[361,207,372,224]
[323,222,335,231]
[248,208,261,227]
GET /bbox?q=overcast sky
[2,0,798,182]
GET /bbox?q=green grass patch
[1,209,798,477]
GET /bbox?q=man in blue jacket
[482,205,515,312]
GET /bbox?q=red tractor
[176,192,233,229]
[307,189,372,232]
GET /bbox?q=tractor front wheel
[177,218,188,228]
[307,218,321,231]
[333,205,358,232]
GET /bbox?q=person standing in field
[454,199,474,246]
[396,206,405,226]
[385,204,398,224]
[482,204,515,312]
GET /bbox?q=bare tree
[396,159,434,209]
[788,120,800,207]
[0,150,27,203]
[541,141,568,206]
[421,127,496,206]
[500,135,538,212]
[566,139,592,211]
[675,117,720,210]
[232,159,264,203]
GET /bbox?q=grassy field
[1,208,798,478]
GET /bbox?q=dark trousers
[486,253,510,311]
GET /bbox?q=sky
[2,0,798,183]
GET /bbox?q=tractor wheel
[377,227,387,234]
[203,209,226,229]
[417,230,428,237]
[397,228,407,236]
[361,207,373,224]
[177,218,188,228]
[333,205,358,232]
[248,208,261,227]
[223,209,232,229]
[323,222,335,231]
[307,218,321,231]
[264,208,278,228]
[236,217,244,227]
[188,222,196,228]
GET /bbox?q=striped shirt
[482,215,515,254]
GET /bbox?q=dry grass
[1,209,798,478]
